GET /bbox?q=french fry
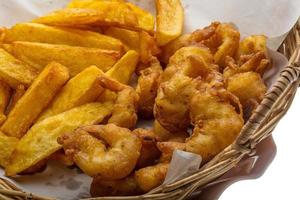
[104,27,140,51]
[0,131,18,168]
[66,1,154,32]
[139,31,161,64]
[106,50,139,84]
[125,3,155,33]
[1,62,70,138]
[5,84,26,114]
[3,42,121,76]
[33,6,138,30]
[0,80,11,125]
[0,48,37,88]
[37,66,105,122]
[5,102,113,176]
[3,23,124,52]
[155,0,184,46]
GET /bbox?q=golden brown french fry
[106,50,139,84]
[155,0,184,46]
[104,27,140,51]
[139,31,161,64]
[3,42,121,76]
[3,23,124,52]
[0,80,11,125]
[66,1,154,32]
[125,3,155,33]
[37,66,104,122]
[1,62,70,138]
[33,7,138,30]
[5,84,26,114]
[0,48,37,88]
[0,131,18,168]
[5,102,113,176]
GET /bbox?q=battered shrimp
[136,57,163,118]
[132,128,161,168]
[186,87,244,162]
[58,124,142,180]
[153,120,189,142]
[237,35,268,57]
[98,75,139,129]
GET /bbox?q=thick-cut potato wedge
[1,62,70,138]
[125,3,155,33]
[0,49,37,88]
[3,42,121,76]
[155,0,184,46]
[3,23,124,52]
[104,27,140,51]
[5,85,26,114]
[33,7,138,30]
[139,31,161,64]
[37,66,104,122]
[106,50,139,84]
[0,131,18,168]
[0,80,11,124]
[66,1,154,32]
[5,102,113,176]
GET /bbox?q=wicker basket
[1,19,299,200]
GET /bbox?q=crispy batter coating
[132,128,161,168]
[136,58,163,118]
[186,88,244,162]
[237,35,268,57]
[58,124,141,180]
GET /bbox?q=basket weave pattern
[1,20,299,200]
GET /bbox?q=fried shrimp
[186,87,244,162]
[98,75,139,129]
[132,128,161,168]
[136,57,163,118]
[58,124,142,180]
[238,35,268,57]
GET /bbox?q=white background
[220,92,300,199]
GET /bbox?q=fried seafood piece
[133,128,161,169]
[224,51,270,78]
[134,163,169,192]
[91,174,142,197]
[186,88,244,162]
[136,58,163,118]
[58,124,142,180]
[98,75,139,129]
[153,120,189,142]
[237,35,268,57]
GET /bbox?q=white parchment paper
[0,0,298,199]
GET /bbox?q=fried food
[135,163,169,192]
[136,58,163,118]
[139,31,161,64]
[104,27,140,51]
[2,23,124,51]
[133,128,161,168]
[37,66,104,122]
[153,120,189,142]
[33,6,138,30]
[1,62,70,138]
[5,84,26,114]
[105,50,139,84]
[91,174,141,197]
[155,0,184,46]
[161,22,219,63]
[58,124,142,179]
[5,102,113,176]
[0,80,11,124]
[227,72,266,109]
[3,42,121,76]
[238,35,268,56]
[0,48,37,88]
[157,141,186,163]
[0,131,18,168]
[186,88,244,162]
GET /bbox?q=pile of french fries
[0,0,183,177]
